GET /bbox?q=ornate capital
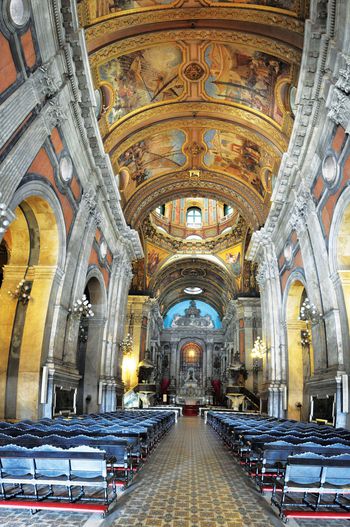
[289,181,315,233]
[327,87,350,130]
[36,63,59,98]
[336,54,350,95]
[46,98,67,128]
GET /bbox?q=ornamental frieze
[85,9,303,47]
[89,28,302,69]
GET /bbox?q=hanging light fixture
[69,294,94,319]
[251,336,266,373]
[8,280,32,305]
[121,333,133,356]
[299,297,322,323]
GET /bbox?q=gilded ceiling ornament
[85,9,304,46]
[183,62,205,81]
[106,110,286,161]
[124,176,266,228]
[89,29,302,69]
[186,142,205,156]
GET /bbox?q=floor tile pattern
[0,417,349,527]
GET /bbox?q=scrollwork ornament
[336,55,350,94]
[37,63,59,98]
[47,99,67,128]
[328,87,350,128]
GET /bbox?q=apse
[163,299,222,329]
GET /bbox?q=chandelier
[301,329,311,347]
[8,280,32,305]
[251,336,266,359]
[69,294,94,318]
[299,297,322,323]
[121,333,133,356]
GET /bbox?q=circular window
[94,89,102,119]
[100,240,107,260]
[322,154,338,186]
[59,155,73,183]
[283,242,293,266]
[8,0,29,27]
[184,287,203,295]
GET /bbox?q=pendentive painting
[99,45,184,126]
[204,43,290,125]
[118,130,186,186]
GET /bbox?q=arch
[76,267,107,414]
[283,272,314,421]
[328,186,350,362]
[0,185,65,420]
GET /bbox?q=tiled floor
[0,416,350,527]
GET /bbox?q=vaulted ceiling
[80,0,308,313]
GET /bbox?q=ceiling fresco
[204,44,290,125]
[81,0,307,313]
[99,45,184,126]
[118,130,186,188]
[85,0,302,22]
[203,129,271,197]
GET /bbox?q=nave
[1,416,350,527]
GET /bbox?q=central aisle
[107,416,283,527]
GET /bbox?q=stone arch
[328,185,350,371]
[76,267,108,414]
[0,182,66,420]
[283,271,314,421]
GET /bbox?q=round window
[283,242,293,266]
[59,155,73,183]
[322,154,338,186]
[8,0,29,27]
[100,240,107,260]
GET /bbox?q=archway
[335,200,350,332]
[0,195,60,420]
[76,272,107,415]
[285,279,314,421]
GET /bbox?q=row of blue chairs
[0,409,175,516]
[207,412,350,522]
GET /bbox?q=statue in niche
[185,367,197,384]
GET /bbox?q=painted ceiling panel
[204,43,290,125]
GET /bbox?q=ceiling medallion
[186,142,205,157]
[181,268,206,278]
[183,62,205,82]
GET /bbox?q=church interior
[1,0,350,525]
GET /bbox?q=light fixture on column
[299,297,322,323]
[251,336,266,373]
[121,333,133,356]
[300,329,311,347]
[69,294,94,319]
[8,280,32,305]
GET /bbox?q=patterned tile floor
[0,417,349,527]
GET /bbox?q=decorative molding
[86,9,304,49]
[82,191,102,226]
[90,28,301,69]
[327,86,350,131]
[105,104,287,159]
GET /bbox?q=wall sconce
[69,294,94,319]
[299,297,322,323]
[251,336,266,373]
[121,333,133,356]
[8,280,32,305]
[300,329,311,347]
